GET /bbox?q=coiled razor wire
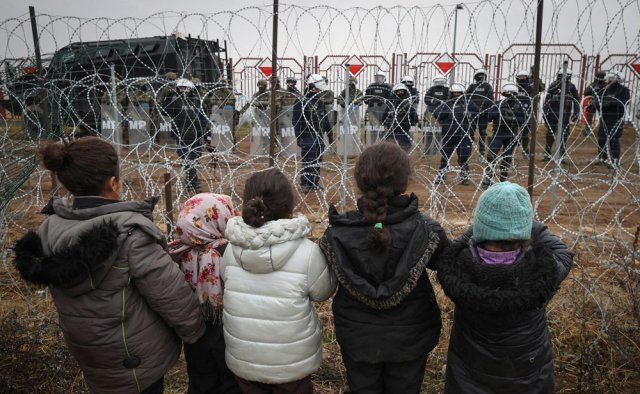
[0,2,639,389]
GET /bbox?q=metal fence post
[340,64,350,207]
[551,60,569,213]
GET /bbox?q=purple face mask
[477,246,522,265]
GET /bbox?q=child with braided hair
[319,142,449,393]
[219,168,336,393]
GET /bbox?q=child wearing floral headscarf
[170,193,241,394]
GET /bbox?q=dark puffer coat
[13,197,205,393]
[319,194,448,363]
[436,222,573,394]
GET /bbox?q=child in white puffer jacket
[220,168,337,393]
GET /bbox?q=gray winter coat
[14,197,205,393]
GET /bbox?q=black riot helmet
[594,70,606,82]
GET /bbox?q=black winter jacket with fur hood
[13,197,205,394]
[436,222,573,394]
[320,193,449,363]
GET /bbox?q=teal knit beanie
[473,182,533,243]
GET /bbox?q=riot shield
[423,111,441,154]
[156,115,177,146]
[365,103,388,145]
[209,105,235,153]
[250,106,270,156]
[323,104,337,153]
[278,105,300,157]
[100,104,122,144]
[125,103,153,150]
[337,105,362,156]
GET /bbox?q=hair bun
[40,143,66,172]
[243,196,269,227]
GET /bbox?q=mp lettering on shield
[102,120,147,130]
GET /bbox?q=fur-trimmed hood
[225,215,311,273]
[320,194,448,310]
[13,197,163,296]
[437,223,572,314]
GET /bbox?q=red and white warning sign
[345,55,364,76]
[258,66,273,77]
[434,53,456,74]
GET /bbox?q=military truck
[2,34,229,136]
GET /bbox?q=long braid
[355,143,411,251]
[361,185,395,250]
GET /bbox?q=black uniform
[320,194,448,394]
[595,81,631,165]
[402,82,420,109]
[515,79,534,156]
[162,90,209,192]
[466,81,494,155]
[424,86,450,153]
[365,82,392,125]
[484,96,526,183]
[424,86,450,113]
[432,95,480,180]
[437,223,573,394]
[382,94,419,151]
[292,90,330,191]
[542,79,580,159]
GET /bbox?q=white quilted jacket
[220,215,336,384]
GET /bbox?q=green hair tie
[374,222,383,230]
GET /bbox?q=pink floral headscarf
[169,193,238,322]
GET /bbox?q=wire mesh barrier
[1,2,639,392]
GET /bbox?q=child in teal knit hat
[437,181,573,393]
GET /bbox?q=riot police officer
[595,70,631,169]
[482,82,527,188]
[423,75,450,153]
[432,83,479,185]
[382,83,418,151]
[401,75,420,110]
[584,70,607,132]
[515,69,534,158]
[466,69,494,156]
[542,68,580,162]
[162,78,209,192]
[293,74,331,192]
[364,72,392,125]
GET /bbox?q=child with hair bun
[220,168,336,393]
[437,181,573,393]
[320,142,449,393]
[13,137,204,394]
[170,193,241,393]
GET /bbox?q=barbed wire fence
[1,1,639,391]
